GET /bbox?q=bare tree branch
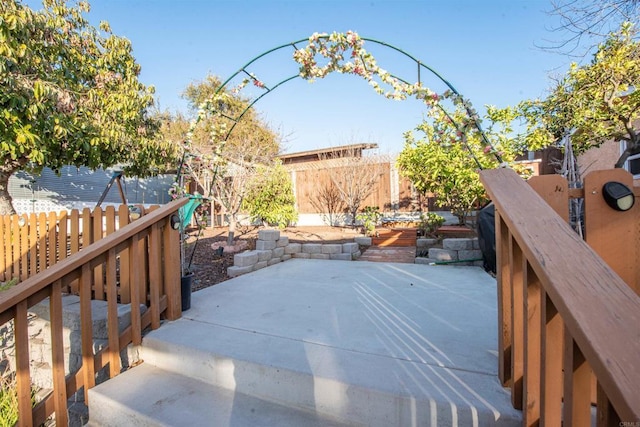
[539,0,640,58]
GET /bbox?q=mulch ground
[184,225,362,291]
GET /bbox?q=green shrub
[244,161,298,229]
[419,212,445,237]
[0,375,19,426]
[356,206,382,236]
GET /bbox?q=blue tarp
[179,194,203,228]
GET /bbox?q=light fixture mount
[602,181,635,212]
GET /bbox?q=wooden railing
[0,204,147,286]
[480,168,640,426]
[0,198,187,426]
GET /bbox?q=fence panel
[0,205,151,288]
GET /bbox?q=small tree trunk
[227,214,237,246]
[0,171,16,215]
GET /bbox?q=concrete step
[87,317,521,426]
[87,363,351,427]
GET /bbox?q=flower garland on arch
[292,31,483,139]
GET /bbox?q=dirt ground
[184,225,364,291]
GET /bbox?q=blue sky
[30,0,570,154]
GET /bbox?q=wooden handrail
[0,198,188,426]
[480,168,640,424]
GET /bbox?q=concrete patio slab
[89,259,521,426]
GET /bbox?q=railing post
[148,223,162,330]
[596,382,621,426]
[163,218,182,320]
[495,209,512,386]
[105,247,120,378]
[50,280,69,426]
[523,262,541,425]
[540,293,563,426]
[563,332,593,426]
[80,264,95,402]
[509,235,525,410]
[129,233,143,346]
[15,300,32,427]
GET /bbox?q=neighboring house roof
[9,166,174,210]
[278,143,378,165]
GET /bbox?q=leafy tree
[182,74,280,160]
[0,0,174,214]
[171,75,281,242]
[519,22,640,168]
[243,161,297,229]
[397,107,527,224]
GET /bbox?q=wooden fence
[0,204,152,304]
[480,168,640,425]
[0,199,187,426]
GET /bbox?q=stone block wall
[227,230,363,278]
[415,237,484,267]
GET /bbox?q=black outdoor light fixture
[602,181,635,212]
[170,214,181,230]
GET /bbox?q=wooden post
[80,263,95,402]
[510,236,525,410]
[163,218,182,320]
[106,247,120,378]
[148,223,162,330]
[50,280,69,426]
[523,262,541,425]
[563,332,592,427]
[540,293,563,426]
[583,169,638,295]
[528,175,570,222]
[496,210,512,386]
[129,233,142,346]
[15,300,33,427]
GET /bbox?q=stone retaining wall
[23,295,144,426]
[227,229,363,278]
[415,237,484,267]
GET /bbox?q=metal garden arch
[205,33,502,167]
